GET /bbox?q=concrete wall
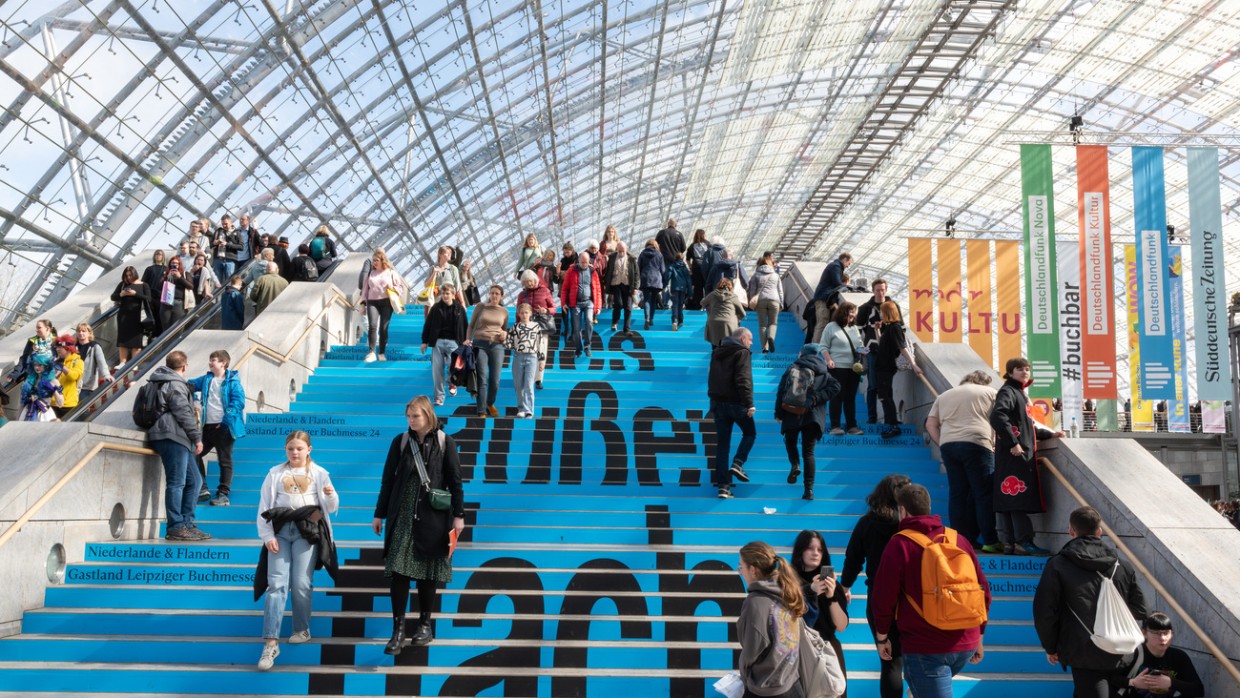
[0,255,366,637]
[908,342,1240,694]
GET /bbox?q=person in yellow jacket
[52,335,84,419]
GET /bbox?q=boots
[787,463,800,485]
[384,617,405,655]
[410,615,434,646]
[802,485,814,501]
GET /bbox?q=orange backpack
[896,528,988,630]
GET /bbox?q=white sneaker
[364,351,377,363]
[448,386,457,397]
[289,630,311,644]
[257,643,280,670]
[378,353,387,362]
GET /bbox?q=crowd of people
[0,223,1220,695]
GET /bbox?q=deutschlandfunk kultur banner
[1132,146,1175,400]
[1020,144,1061,397]
[1075,145,1117,398]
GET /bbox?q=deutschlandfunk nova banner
[1075,145,1117,398]
[1020,144,1061,397]
[1187,147,1232,400]
[1125,245,1155,431]
[1057,241,1084,433]
[1132,146,1175,400]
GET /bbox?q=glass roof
[2,0,1239,391]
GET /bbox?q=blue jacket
[637,247,665,289]
[221,287,245,330]
[813,258,847,302]
[187,369,247,439]
[707,258,746,292]
[668,260,692,294]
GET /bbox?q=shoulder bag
[797,619,846,698]
[843,328,866,375]
[402,431,451,510]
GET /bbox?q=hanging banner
[1168,245,1190,433]
[1202,400,1227,434]
[1076,145,1117,398]
[937,240,962,342]
[908,238,934,342]
[1094,399,1118,432]
[1020,144,1061,396]
[1125,245,1155,431]
[1057,241,1084,434]
[995,241,1022,364]
[1187,147,1232,400]
[966,240,994,367]
[1132,146,1175,399]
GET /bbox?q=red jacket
[870,514,991,654]
[518,283,556,314]
[560,265,602,309]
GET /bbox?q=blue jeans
[473,339,504,413]
[940,441,997,546]
[670,291,685,325]
[570,303,594,354]
[511,351,538,415]
[152,438,200,531]
[903,650,974,698]
[641,288,661,324]
[430,339,458,402]
[712,402,755,487]
[263,524,316,639]
[213,260,235,285]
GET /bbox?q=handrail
[233,289,355,369]
[0,442,157,550]
[1039,456,1240,689]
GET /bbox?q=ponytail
[740,541,807,618]
[773,557,807,618]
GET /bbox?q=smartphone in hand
[819,565,835,580]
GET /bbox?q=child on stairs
[505,303,543,419]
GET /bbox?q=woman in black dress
[373,395,465,655]
[109,266,150,368]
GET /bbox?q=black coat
[840,511,899,590]
[374,427,465,559]
[707,338,753,407]
[857,296,901,349]
[655,226,686,267]
[253,505,338,601]
[421,301,468,345]
[990,378,1052,513]
[774,353,840,435]
[1033,535,1147,671]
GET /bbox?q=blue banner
[1187,147,1232,400]
[1167,246,1190,433]
[1132,146,1174,399]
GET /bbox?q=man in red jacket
[870,484,991,697]
[559,252,602,358]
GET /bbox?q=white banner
[1058,242,1084,433]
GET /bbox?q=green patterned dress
[384,474,453,582]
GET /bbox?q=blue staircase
[0,306,1067,696]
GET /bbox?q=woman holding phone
[791,529,849,696]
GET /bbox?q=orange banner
[967,240,994,367]
[908,239,934,341]
[1076,145,1118,398]
[995,240,1022,364]
[937,240,962,342]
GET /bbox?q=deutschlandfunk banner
[1020,144,1061,397]
[1132,146,1175,400]
[1075,145,1117,398]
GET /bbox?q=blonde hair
[285,430,312,447]
[516,302,533,317]
[646,238,660,251]
[405,395,437,429]
[739,541,806,617]
[75,323,94,339]
[371,248,393,271]
[314,224,330,237]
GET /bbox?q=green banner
[1020,144,1062,396]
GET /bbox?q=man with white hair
[560,251,602,357]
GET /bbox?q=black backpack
[299,256,319,281]
[780,364,817,415]
[132,381,164,429]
